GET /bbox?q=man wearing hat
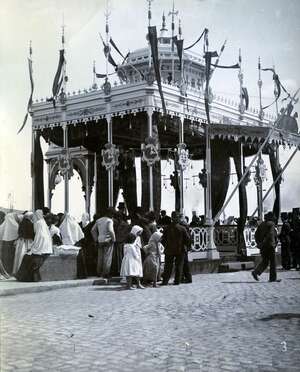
[252,211,279,282]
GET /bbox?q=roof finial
[178,19,182,39]
[168,1,178,36]
[147,0,154,27]
[61,13,65,48]
[161,12,167,31]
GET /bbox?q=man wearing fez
[252,211,279,282]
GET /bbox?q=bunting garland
[184,28,208,50]
[261,67,284,110]
[211,62,239,69]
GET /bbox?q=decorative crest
[102,143,119,170]
[58,149,73,180]
[177,143,189,171]
[141,136,160,166]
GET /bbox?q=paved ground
[0,270,300,372]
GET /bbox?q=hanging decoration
[148,26,167,115]
[58,149,73,180]
[101,143,120,170]
[18,42,34,134]
[141,136,160,166]
[184,28,208,50]
[177,143,189,171]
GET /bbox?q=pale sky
[0,0,299,219]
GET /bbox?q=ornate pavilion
[27,3,300,258]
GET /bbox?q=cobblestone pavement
[1,270,300,372]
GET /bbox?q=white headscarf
[81,213,90,228]
[33,209,44,223]
[31,216,53,255]
[149,231,163,244]
[60,213,84,245]
[0,213,19,241]
[130,225,143,237]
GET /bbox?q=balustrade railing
[189,225,260,256]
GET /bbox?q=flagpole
[258,57,264,122]
[61,15,69,214]
[147,0,153,69]
[169,1,178,84]
[29,41,35,211]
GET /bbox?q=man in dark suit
[161,211,191,285]
[252,211,279,282]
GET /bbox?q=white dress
[120,243,143,277]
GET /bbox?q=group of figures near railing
[189,225,271,256]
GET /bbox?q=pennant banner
[52,49,65,98]
[18,57,34,134]
[173,36,184,70]
[242,87,249,110]
[110,37,125,60]
[148,26,166,115]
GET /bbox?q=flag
[18,57,34,134]
[242,87,249,110]
[110,37,125,59]
[148,26,166,115]
[52,49,65,98]
[173,36,184,70]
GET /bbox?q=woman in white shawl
[143,231,163,287]
[0,213,19,276]
[60,213,84,246]
[13,212,34,275]
[59,213,86,278]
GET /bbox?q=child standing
[120,232,144,289]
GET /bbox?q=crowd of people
[0,205,193,288]
[1,206,298,286]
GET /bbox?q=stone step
[218,261,254,273]
[93,277,125,286]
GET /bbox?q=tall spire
[160,12,167,32]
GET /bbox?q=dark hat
[264,211,274,221]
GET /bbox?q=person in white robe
[0,213,19,276]
[13,212,34,275]
[59,213,84,246]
